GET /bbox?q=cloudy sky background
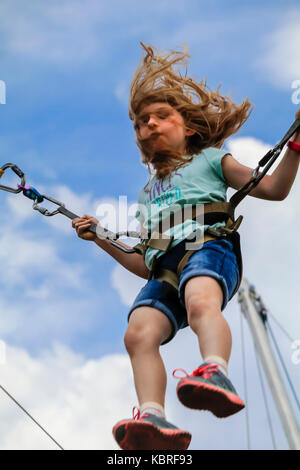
[0,0,299,450]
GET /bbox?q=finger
[72,218,82,228]
[77,223,92,233]
[77,220,92,226]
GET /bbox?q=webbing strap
[146,232,174,251]
[144,201,236,253]
[151,234,219,285]
[147,202,234,239]
[176,234,217,277]
[176,250,194,278]
[132,243,148,257]
[205,215,243,238]
[155,268,179,291]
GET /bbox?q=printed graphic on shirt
[144,169,183,207]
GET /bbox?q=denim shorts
[127,237,240,345]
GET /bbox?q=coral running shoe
[112,407,191,450]
[174,363,245,418]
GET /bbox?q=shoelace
[132,406,149,420]
[173,363,219,380]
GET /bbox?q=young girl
[72,44,300,450]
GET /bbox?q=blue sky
[0,0,299,450]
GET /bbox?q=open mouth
[149,133,163,140]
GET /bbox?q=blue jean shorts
[128,237,240,344]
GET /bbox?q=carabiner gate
[0,163,26,193]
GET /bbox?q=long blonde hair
[129,42,254,182]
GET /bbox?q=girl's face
[135,102,194,155]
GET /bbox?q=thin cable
[0,384,64,450]
[268,312,296,344]
[240,313,251,450]
[253,346,277,449]
[266,323,300,413]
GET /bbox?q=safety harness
[0,115,299,301]
[132,201,243,300]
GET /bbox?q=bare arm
[94,236,150,279]
[221,154,284,201]
[268,117,300,199]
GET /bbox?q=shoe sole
[113,419,191,450]
[177,380,245,418]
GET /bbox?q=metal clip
[32,194,65,216]
[0,163,26,193]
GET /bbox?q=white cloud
[35,184,99,235]
[111,264,146,307]
[255,9,300,89]
[0,343,135,450]
[0,193,105,343]
[0,181,145,346]
[226,136,278,173]
[0,229,86,289]
[0,327,294,451]
[7,194,35,221]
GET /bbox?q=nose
[147,114,158,128]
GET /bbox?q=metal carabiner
[32,193,65,216]
[0,163,26,193]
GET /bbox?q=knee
[124,322,161,356]
[186,296,220,329]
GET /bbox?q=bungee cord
[0,384,64,450]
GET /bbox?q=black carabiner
[0,163,26,194]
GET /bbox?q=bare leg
[114,307,191,450]
[124,306,173,407]
[184,276,232,362]
[175,276,244,419]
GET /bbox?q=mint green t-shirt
[135,147,230,270]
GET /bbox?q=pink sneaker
[174,363,245,418]
[112,407,192,450]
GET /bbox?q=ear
[185,127,196,137]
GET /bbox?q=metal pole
[238,278,300,450]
